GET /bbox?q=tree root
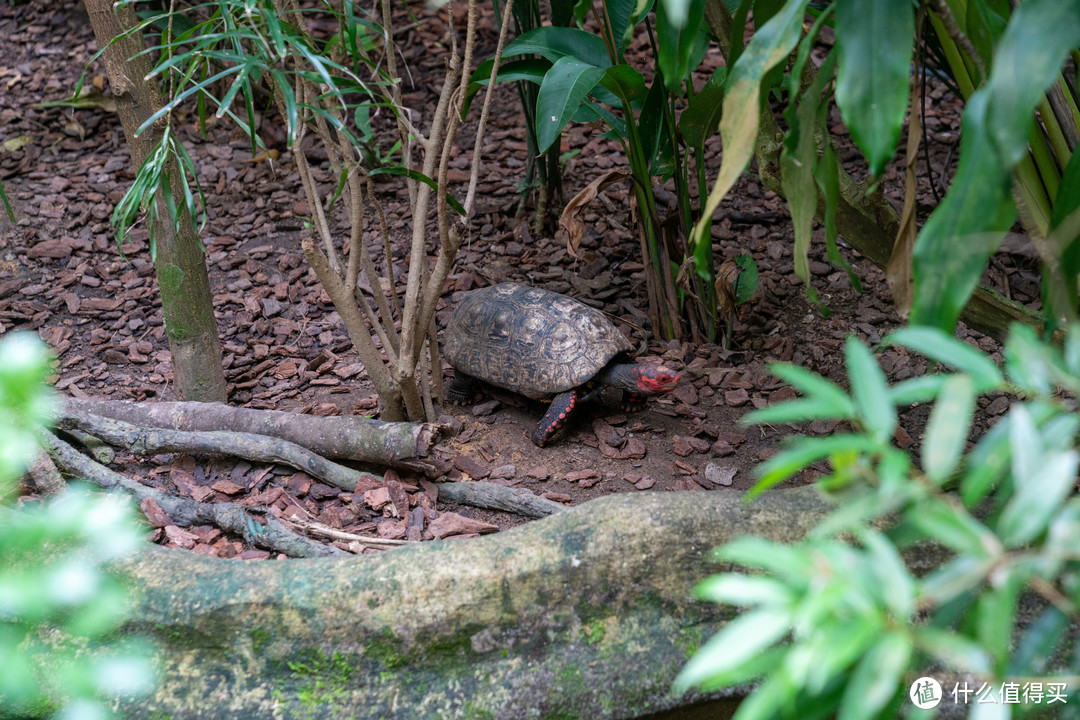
[436,481,568,518]
[38,429,342,558]
[58,407,383,493]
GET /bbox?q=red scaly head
[631,364,680,394]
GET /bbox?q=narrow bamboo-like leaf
[672,608,791,693]
[975,576,1019,671]
[1003,321,1060,396]
[688,0,810,258]
[915,628,993,674]
[859,528,915,620]
[712,537,807,579]
[838,632,912,720]
[911,0,1080,330]
[907,496,995,558]
[888,375,949,406]
[761,363,856,413]
[368,167,466,216]
[883,327,1003,391]
[1007,605,1068,675]
[922,374,976,484]
[814,133,861,291]
[535,57,605,154]
[1000,447,1079,547]
[835,0,914,176]
[693,574,793,607]
[751,435,878,494]
[845,337,896,444]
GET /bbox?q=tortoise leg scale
[531,389,579,447]
[446,372,477,405]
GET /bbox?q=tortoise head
[631,364,680,395]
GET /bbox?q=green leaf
[975,576,1019,671]
[915,628,993,674]
[999,411,1079,547]
[501,26,612,68]
[679,86,724,150]
[760,363,856,415]
[834,0,914,176]
[859,528,915,620]
[911,0,1080,330]
[606,0,642,60]
[883,327,1003,391]
[733,254,758,305]
[1007,605,1068,675]
[1003,322,1059,395]
[845,337,896,444]
[907,496,996,558]
[463,58,551,117]
[672,608,791,693]
[838,631,911,720]
[888,375,949,406]
[960,411,1012,506]
[535,57,606,154]
[599,64,649,103]
[693,574,793,607]
[712,537,808,580]
[921,374,976,484]
[655,0,707,91]
[367,167,466,216]
[688,0,810,259]
[750,435,878,496]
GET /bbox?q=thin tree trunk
[85,0,228,402]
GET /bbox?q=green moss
[285,649,356,716]
[250,627,272,654]
[464,701,496,720]
[584,618,607,646]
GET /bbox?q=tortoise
[443,282,680,446]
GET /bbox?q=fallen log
[57,407,383,493]
[59,398,449,475]
[106,487,881,719]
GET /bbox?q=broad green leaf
[835,0,914,176]
[921,374,976,484]
[733,255,758,304]
[915,628,993,674]
[751,435,879,495]
[693,574,793,607]
[535,57,606,154]
[463,58,551,117]
[838,632,912,720]
[1053,154,1080,320]
[679,86,724,150]
[911,0,1080,330]
[501,26,612,68]
[688,0,810,259]
[883,326,1003,390]
[637,78,672,179]
[845,337,896,444]
[672,608,791,692]
[599,64,648,103]
[605,0,644,60]
[655,0,707,91]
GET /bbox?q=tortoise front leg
[531,389,579,447]
[446,371,478,405]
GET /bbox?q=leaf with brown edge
[558,169,630,257]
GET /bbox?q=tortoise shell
[443,283,633,399]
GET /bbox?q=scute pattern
[444,283,633,399]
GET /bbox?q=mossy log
[110,488,860,719]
